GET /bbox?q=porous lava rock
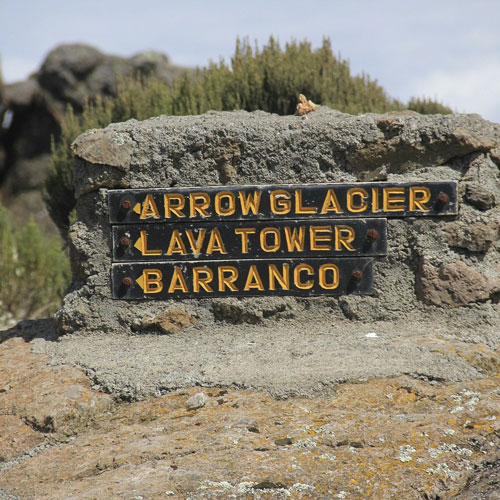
[60,108,500,336]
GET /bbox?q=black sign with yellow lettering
[108,181,457,223]
[112,258,373,299]
[108,181,458,300]
[112,218,387,261]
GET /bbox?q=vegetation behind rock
[0,203,70,324]
[0,38,453,322]
[45,37,452,236]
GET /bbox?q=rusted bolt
[119,236,131,248]
[367,229,379,242]
[436,192,449,209]
[121,276,133,288]
[121,199,132,210]
[351,269,363,281]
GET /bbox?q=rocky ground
[1,320,499,500]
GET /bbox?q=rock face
[59,108,500,337]
[1,321,499,500]
[0,44,188,232]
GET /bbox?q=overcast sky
[2,0,500,122]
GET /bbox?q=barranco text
[112,258,373,298]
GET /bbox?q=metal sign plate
[112,258,373,299]
[108,181,458,223]
[112,218,387,261]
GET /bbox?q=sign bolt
[351,269,363,281]
[367,229,379,242]
[121,277,133,288]
[119,236,131,248]
[121,199,132,210]
[436,192,449,210]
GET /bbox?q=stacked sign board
[109,182,457,299]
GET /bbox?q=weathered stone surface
[140,306,197,334]
[185,392,209,410]
[449,458,500,499]
[60,108,500,339]
[1,327,499,500]
[443,220,500,252]
[0,336,113,443]
[212,297,292,324]
[416,260,500,307]
[465,183,497,211]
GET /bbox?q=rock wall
[58,108,500,336]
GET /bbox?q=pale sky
[2,0,500,123]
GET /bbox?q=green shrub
[45,37,452,235]
[407,97,453,115]
[0,203,70,322]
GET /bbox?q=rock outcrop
[0,44,188,232]
[1,321,499,500]
[61,108,500,338]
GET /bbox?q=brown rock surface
[442,221,500,253]
[416,260,500,307]
[465,184,497,211]
[141,307,197,334]
[1,327,499,500]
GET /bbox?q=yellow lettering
[310,226,332,251]
[320,189,343,214]
[260,227,281,252]
[189,192,210,217]
[371,188,380,212]
[140,194,160,219]
[134,230,162,256]
[295,189,317,214]
[347,188,368,213]
[193,267,214,292]
[409,186,431,211]
[383,187,405,212]
[168,268,188,293]
[244,265,264,291]
[206,229,227,254]
[284,226,306,252]
[294,264,314,289]
[319,263,339,290]
[137,269,163,294]
[335,226,355,251]
[164,193,185,218]
[239,190,262,215]
[215,191,236,216]
[234,227,256,254]
[185,229,206,254]
[269,264,290,291]
[270,190,291,215]
[218,266,238,291]
[166,229,187,255]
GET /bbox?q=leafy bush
[0,203,70,322]
[45,37,453,235]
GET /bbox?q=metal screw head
[367,229,379,242]
[119,236,131,248]
[351,269,363,281]
[436,192,449,208]
[121,277,133,288]
[121,199,132,210]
